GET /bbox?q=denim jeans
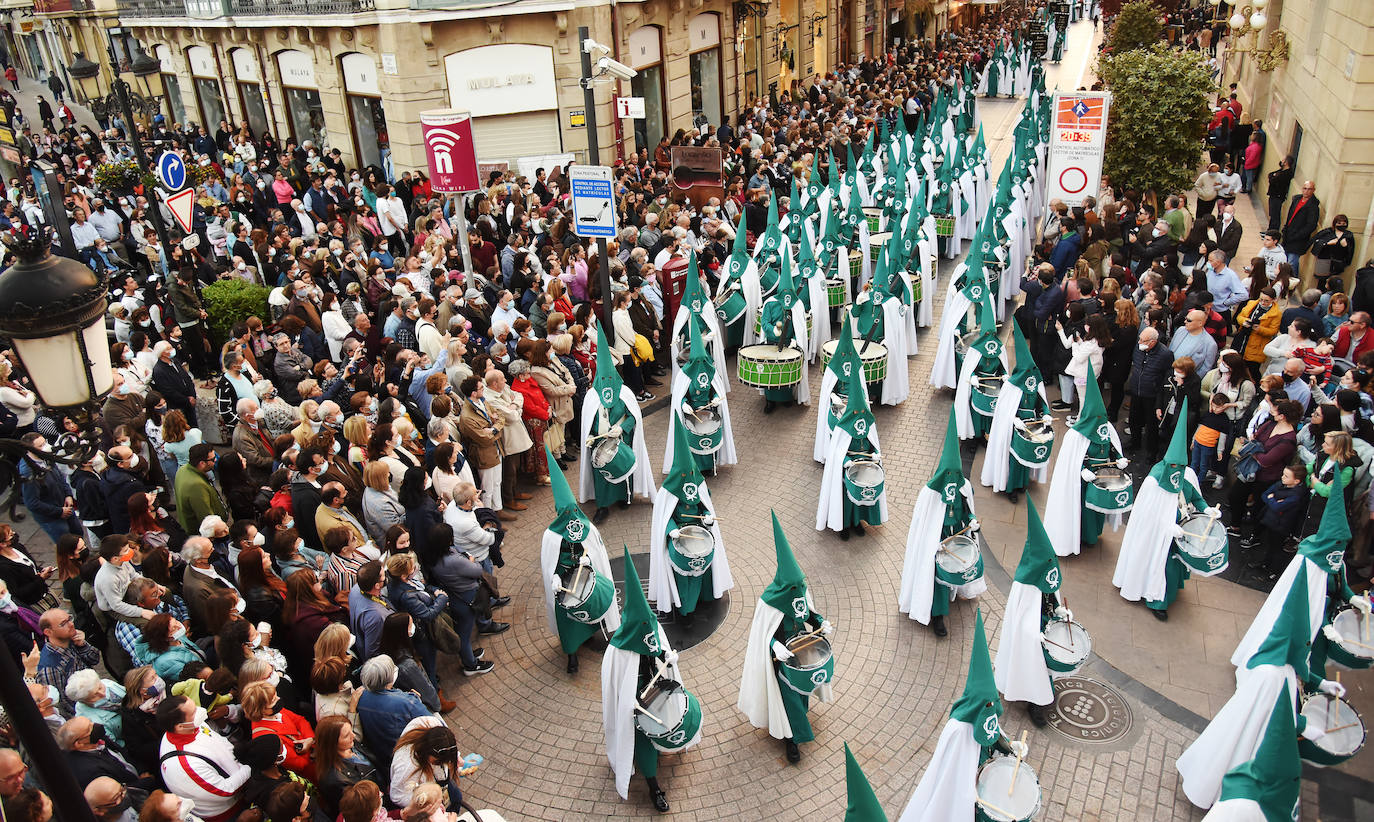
[448,592,480,668]
[1242,167,1258,192]
[1286,251,1303,274]
[1189,441,1215,481]
[36,515,80,546]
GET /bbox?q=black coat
[152,359,197,419]
[1281,195,1321,254]
[0,609,40,666]
[1126,342,1173,398]
[289,480,325,550]
[102,466,150,534]
[1349,264,1374,317]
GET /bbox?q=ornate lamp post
[1226,0,1289,72]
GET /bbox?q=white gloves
[1302,723,1327,742]
[1322,624,1343,644]
[1319,679,1347,699]
[856,291,870,304]
[1010,740,1029,759]
[578,554,592,568]
[1351,594,1372,616]
[1115,457,1129,470]
[1169,524,1186,540]
[668,528,682,540]
[1081,468,1097,483]
[702,514,716,527]
[771,640,795,662]
[967,519,981,534]
[1042,414,1054,424]
[1053,606,1073,622]
[662,649,679,666]
[820,620,835,637]
[1204,506,1222,519]
[608,425,623,440]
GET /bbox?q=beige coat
[485,385,533,455]
[531,362,576,424]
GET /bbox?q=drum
[1084,467,1134,514]
[681,406,723,455]
[1010,418,1055,468]
[821,339,889,384]
[843,458,885,505]
[869,231,893,264]
[953,329,980,363]
[934,214,955,237]
[935,533,986,588]
[737,345,804,388]
[668,524,715,577]
[636,682,703,752]
[848,249,863,281]
[1174,515,1229,576]
[826,277,847,308]
[714,287,748,326]
[591,437,637,484]
[972,374,1004,417]
[1327,608,1374,670]
[974,755,1042,822]
[863,206,883,234]
[827,391,848,429]
[557,568,615,625]
[778,633,835,695]
[986,261,1004,298]
[1041,618,1093,675]
[1298,694,1366,767]
[753,310,814,342]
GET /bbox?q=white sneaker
[1065,415,1079,426]
[1212,474,1224,489]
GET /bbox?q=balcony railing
[228,0,374,13]
[117,0,371,17]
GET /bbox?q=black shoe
[645,376,662,387]
[637,391,655,402]
[463,660,494,676]
[618,500,631,509]
[1050,400,1072,411]
[1006,490,1020,504]
[567,654,579,674]
[473,648,485,660]
[651,789,670,813]
[764,400,776,414]
[478,622,511,635]
[491,596,511,608]
[932,615,948,637]
[1225,525,1242,538]
[839,528,850,541]
[785,739,801,763]
[593,507,609,524]
[1240,536,1260,550]
[556,459,569,471]
[850,523,865,536]
[564,451,577,463]
[1028,702,1048,727]
[1151,608,1168,621]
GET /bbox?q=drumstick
[633,703,665,725]
[1061,595,1074,651]
[1008,731,1028,796]
[1323,721,1360,734]
[678,512,720,521]
[1041,635,1075,654]
[638,658,670,702]
[1327,672,1339,728]
[975,798,1020,820]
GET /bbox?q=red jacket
[512,376,550,422]
[1333,325,1374,362]
[251,709,317,780]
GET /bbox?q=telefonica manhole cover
[1047,677,1134,745]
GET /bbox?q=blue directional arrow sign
[156,151,186,191]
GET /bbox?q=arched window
[628,26,666,153]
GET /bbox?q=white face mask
[1138,343,1150,351]
[234,597,246,613]
[252,531,265,546]
[126,454,139,469]
[406,620,415,637]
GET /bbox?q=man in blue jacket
[17,433,80,544]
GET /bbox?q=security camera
[583,38,612,56]
[596,56,638,81]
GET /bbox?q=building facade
[1224,0,1373,270]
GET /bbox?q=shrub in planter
[201,278,270,346]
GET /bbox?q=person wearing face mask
[56,715,153,789]
[231,398,275,487]
[156,695,252,821]
[84,776,139,822]
[16,432,82,545]
[66,668,128,745]
[98,446,151,534]
[113,666,166,774]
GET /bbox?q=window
[238,82,270,137]
[347,95,389,171]
[285,87,326,147]
[162,74,186,125]
[194,78,225,131]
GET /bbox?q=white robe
[813,367,841,464]
[737,256,764,347]
[804,271,832,359]
[897,483,986,624]
[662,369,738,472]
[601,626,695,799]
[1175,665,1298,809]
[646,484,734,613]
[1201,799,1270,821]
[1113,471,1200,603]
[1043,426,1126,558]
[577,386,657,503]
[816,426,889,532]
[669,304,731,393]
[893,269,921,356]
[895,718,982,822]
[1229,556,1329,669]
[879,298,912,406]
[916,239,937,329]
[979,382,1050,492]
[953,348,1009,440]
[993,581,1054,706]
[737,596,833,740]
[540,526,621,634]
[930,288,972,390]
[748,301,812,407]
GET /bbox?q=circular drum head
[1093,468,1131,491]
[558,570,596,609]
[936,534,980,572]
[976,756,1042,821]
[1042,619,1092,667]
[673,525,714,559]
[683,407,721,435]
[638,687,687,737]
[1333,610,1374,663]
[784,635,833,670]
[1302,696,1366,757]
[845,460,884,487]
[591,438,621,467]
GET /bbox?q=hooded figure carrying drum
[648,417,734,619]
[979,324,1053,503]
[715,214,756,351]
[953,296,1007,442]
[817,338,889,541]
[664,311,738,475]
[541,444,621,674]
[746,259,811,414]
[1044,364,1132,556]
[602,548,701,813]
[738,512,836,764]
[578,325,656,524]
[1114,400,1226,622]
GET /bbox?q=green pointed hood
[1217,691,1302,821]
[950,609,1005,745]
[806,152,823,203]
[844,175,864,233]
[609,546,663,656]
[837,344,874,441]
[727,211,750,279]
[969,296,1003,367]
[1148,399,1192,493]
[1069,363,1112,443]
[843,144,859,191]
[827,313,861,385]
[1247,562,1313,678]
[843,743,888,822]
[776,248,799,311]
[974,125,988,162]
[785,175,804,246]
[681,310,716,392]
[546,443,594,543]
[926,414,967,502]
[1008,323,1046,398]
[1014,498,1062,594]
[1297,468,1351,573]
[680,250,709,317]
[591,323,626,411]
[758,194,782,253]
[797,226,819,273]
[859,131,876,176]
[662,413,706,502]
[761,511,809,615]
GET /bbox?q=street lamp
[1226,2,1288,72]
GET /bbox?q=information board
[1045,92,1111,207]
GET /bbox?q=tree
[1099,44,1214,198]
[1109,0,1164,54]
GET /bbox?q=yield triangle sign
[164,188,195,234]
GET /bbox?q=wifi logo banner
[420,110,481,194]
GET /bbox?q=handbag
[1234,438,1266,482]
[428,609,465,656]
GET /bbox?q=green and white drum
[681,405,723,455]
[863,207,883,234]
[848,248,863,280]
[1084,467,1134,514]
[971,374,1004,417]
[779,633,835,695]
[826,277,847,308]
[1174,514,1229,576]
[591,437,637,483]
[753,309,813,341]
[975,755,1042,822]
[668,524,714,577]
[1298,694,1365,767]
[842,458,884,505]
[935,533,985,588]
[934,214,955,237]
[1010,418,1055,468]
[737,345,804,388]
[714,287,748,326]
[1041,618,1092,675]
[1327,608,1374,670]
[869,231,893,263]
[636,682,703,753]
[827,391,848,430]
[821,339,889,384]
[558,567,615,625]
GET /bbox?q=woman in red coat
[509,360,552,485]
[242,680,317,780]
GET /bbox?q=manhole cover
[1047,677,1134,744]
[608,553,729,652]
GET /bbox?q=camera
[596,56,638,81]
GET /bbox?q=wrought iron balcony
[228,0,374,13]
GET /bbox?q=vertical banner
[1045,91,1111,208]
[419,109,481,194]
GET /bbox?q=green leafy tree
[1108,0,1164,54]
[201,278,270,345]
[1100,44,1213,198]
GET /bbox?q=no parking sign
[1045,92,1111,208]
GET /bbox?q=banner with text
[420,109,482,194]
[1045,91,1111,208]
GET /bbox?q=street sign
[419,110,481,194]
[1045,91,1111,207]
[156,151,186,191]
[616,96,646,119]
[164,188,196,233]
[569,164,616,239]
